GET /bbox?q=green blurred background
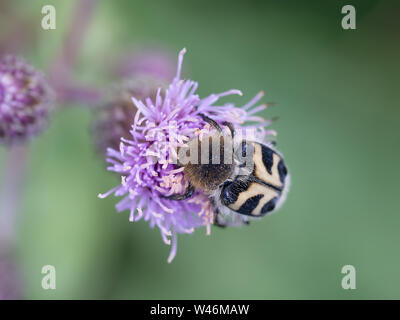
[1,0,400,299]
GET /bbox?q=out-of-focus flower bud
[92,76,167,155]
[0,55,54,146]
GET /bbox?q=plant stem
[50,0,101,107]
[0,145,28,246]
[0,145,28,299]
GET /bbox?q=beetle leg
[199,113,222,132]
[162,184,195,201]
[222,121,235,138]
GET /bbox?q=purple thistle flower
[0,55,54,146]
[99,49,276,262]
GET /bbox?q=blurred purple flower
[0,55,54,146]
[99,49,275,262]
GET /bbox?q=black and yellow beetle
[163,114,289,227]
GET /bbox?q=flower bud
[92,76,167,154]
[0,55,54,146]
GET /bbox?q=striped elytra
[221,142,288,217]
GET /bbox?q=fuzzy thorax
[181,133,235,192]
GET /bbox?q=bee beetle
[164,114,290,227]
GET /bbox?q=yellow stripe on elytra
[253,143,282,189]
[228,182,279,215]
[251,188,278,215]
